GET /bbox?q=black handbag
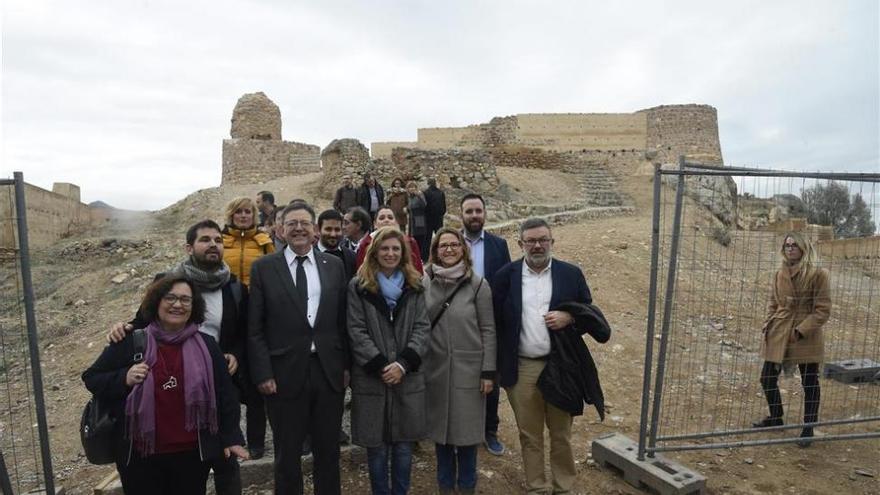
[81,329,146,464]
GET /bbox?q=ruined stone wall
[221,92,321,185]
[221,139,320,185]
[818,236,880,260]
[231,92,282,140]
[321,139,372,192]
[371,141,418,159]
[390,148,499,194]
[417,126,484,149]
[383,105,722,167]
[642,105,723,164]
[514,113,647,151]
[0,182,100,248]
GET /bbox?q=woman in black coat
[82,274,247,495]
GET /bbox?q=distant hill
[88,200,115,209]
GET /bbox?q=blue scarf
[378,270,405,310]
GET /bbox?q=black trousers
[211,453,242,495]
[118,449,210,495]
[485,386,500,436]
[759,361,821,424]
[266,355,344,495]
[243,378,268,449]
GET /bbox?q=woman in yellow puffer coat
[222,197,275,287]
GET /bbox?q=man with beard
[105,219,254,495]
[459,193,511,456]
[315,209,356,281]
[490,218,593,495]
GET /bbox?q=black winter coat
[81,332,244,464]
[537,302,610,418]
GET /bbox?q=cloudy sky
[1,0,878,211]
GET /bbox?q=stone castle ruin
[218,93,730,224]
[372,105,723,166]
[221,92,321,185]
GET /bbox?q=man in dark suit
[315,209,356,281]
[490,217,592,494]
[460,193,511,456]
[356,174,385,221]
[422,177,447,237]
[248,202,349,495]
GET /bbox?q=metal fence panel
[0,173,56,494]
[639,162,880,457]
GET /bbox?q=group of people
[334,174,447,262]
[82,174,831,495]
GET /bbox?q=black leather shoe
[796,427,814,448]
[752,417,783,428]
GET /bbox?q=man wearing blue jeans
[460,193,511,456]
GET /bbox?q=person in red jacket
[355,205,423,274]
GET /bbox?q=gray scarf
[431,261,467,282]
[176,257,231,291]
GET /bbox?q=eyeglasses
[783,243,800,250]
[162,294,194,307]
[438,242,462,251]
[284,220,313,229]
[521,238,553,247]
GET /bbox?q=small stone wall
[222,139,320,185]
[0,181,101,248]
[818,236,880,259]
[320,139,371,192]
[642,105,723,164]
[371,141,418,159]
[390,148,500,194]
[221,92,321,185]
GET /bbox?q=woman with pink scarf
[83,274,247,495]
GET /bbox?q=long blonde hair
[357,227,422,293]
[779,231,819,283]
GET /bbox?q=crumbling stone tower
[221,92,321,185]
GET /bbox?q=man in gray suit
[248,202,349,495]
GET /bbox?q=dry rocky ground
[0,169,877,494]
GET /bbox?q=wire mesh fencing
[0,173,55,494]
[638,161,880,458]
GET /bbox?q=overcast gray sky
[2,0,878,211]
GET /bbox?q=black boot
[796,427,814,448]
[752,416,783,428]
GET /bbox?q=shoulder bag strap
[430,278,469,328]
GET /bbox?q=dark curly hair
[138,274,205,326]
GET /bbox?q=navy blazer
[490,257,593,388]
[480,231,512,281]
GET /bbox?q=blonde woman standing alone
[754,232,831,448]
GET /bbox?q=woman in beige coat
[423,227,496,495]
[754,232,831,447]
